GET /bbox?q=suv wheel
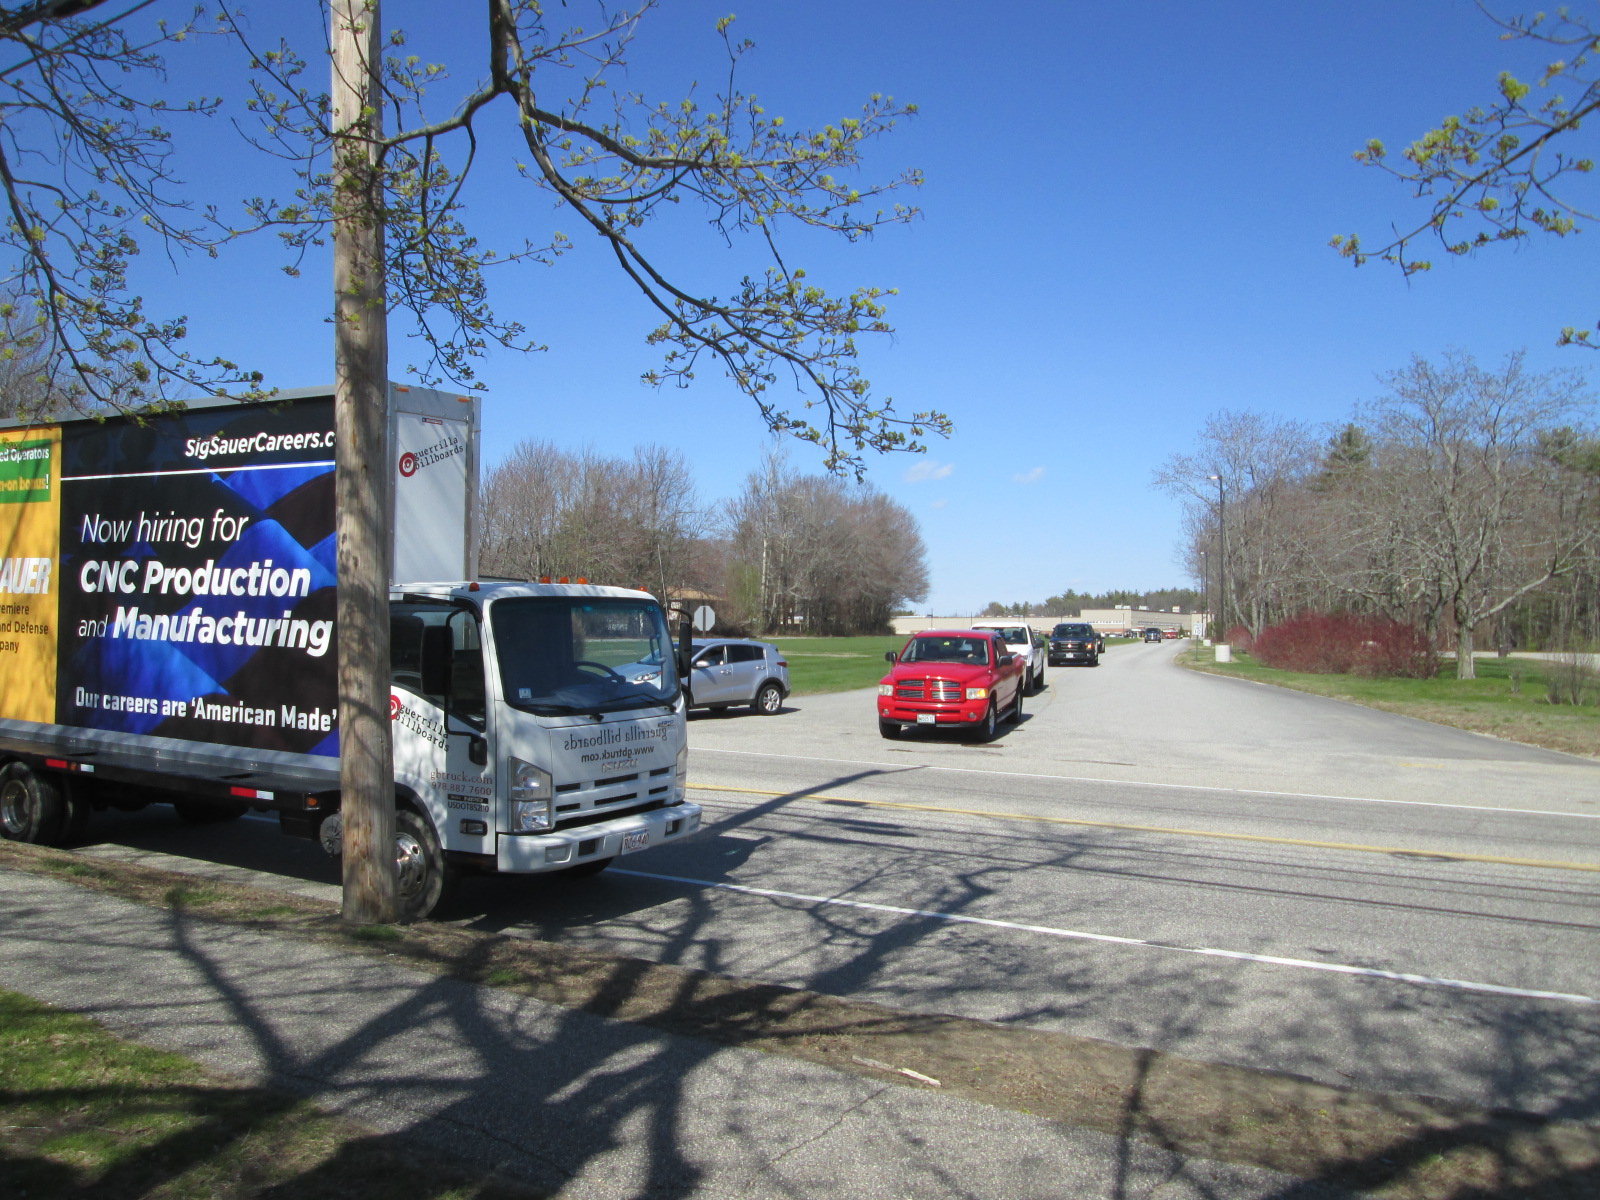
[752,681,783,715]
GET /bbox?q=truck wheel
[1035,664,1047,691]
[879,719,903,740]
[973,701,999,743]
[563,856,614,878]
[0,762,67,845]
[394,808,456,923]
[174,799,249,823]
[1010,686,1024,724]
[752,682,783,715]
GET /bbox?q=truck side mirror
[884,650,897,664]
[999,653,1015,666]
[419,624,452,698]
[676,615,693,682]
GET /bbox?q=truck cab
[381,581,700,914]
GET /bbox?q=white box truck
[0,385,701,918]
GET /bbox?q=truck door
[390,603,494,854]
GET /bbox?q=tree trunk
[1454,613,1477,681]
[332,0,396,924]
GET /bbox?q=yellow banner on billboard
[0,424,60,722]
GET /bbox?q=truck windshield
[491,597,679,716]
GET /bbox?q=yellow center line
[687,782,1600,873]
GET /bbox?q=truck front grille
[895,678,962,702]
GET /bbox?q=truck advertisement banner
[0,425,62,723]
[52,396,340,755]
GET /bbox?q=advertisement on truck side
[0,396,342,756]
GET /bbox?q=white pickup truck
[969,623,1046,692]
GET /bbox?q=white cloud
[929,498,948,509]
[1012,466,1046,485]
[904,458,954,483]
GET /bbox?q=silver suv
[685,638,790,715]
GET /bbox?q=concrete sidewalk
[0,867,1348,1199]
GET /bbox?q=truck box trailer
[0,385,700,918]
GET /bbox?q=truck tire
[173,799,249,823]
[1010,685,1024,724]
[973,700,999,743]
[752,682,783,715]
[394,807,456,923]
[0,762,67,845]
[878,718,903,740]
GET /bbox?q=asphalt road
[71,639,1600,1120]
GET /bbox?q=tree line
[1155,351,1600,679]
[978,588,1201,619]
[479,444,928,636]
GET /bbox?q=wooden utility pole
[331,0,396,923]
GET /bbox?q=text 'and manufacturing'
[81,606,332,658]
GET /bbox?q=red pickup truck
[878,630,1026,742]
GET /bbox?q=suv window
[694,645,726,667]
[726,644,765,663]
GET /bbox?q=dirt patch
[3,839,1597,1198]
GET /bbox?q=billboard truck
[0,386,701,919]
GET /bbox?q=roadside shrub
[1352,618,1439,680]
[1223,624,1254,653]
[1251,612,1436,678]
[1545,649,1600,706]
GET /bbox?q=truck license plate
[621,831,651,853]
[916,713,936,724]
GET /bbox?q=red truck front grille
[896,678,963,702]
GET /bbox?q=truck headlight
[674,741,689,804]
[509,757,553,832]
[965,687,989,700]
[878,684,894,696]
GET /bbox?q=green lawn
[771,635,910,695]
[1182,647,1600,759]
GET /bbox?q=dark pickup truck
[1048,622,1103,667]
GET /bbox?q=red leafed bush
[1223,624,1254,653]
[1353,618,1439,679]
[1251,612,1436,678]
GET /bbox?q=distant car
[1049,622,1102,666]
[685,638,790,714]
[878,629,1026,742]
[970,622,1046,691]
[1142,627,1163,643]
[1163,629,1182,640]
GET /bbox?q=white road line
[612,869,1600,1007]
[692,746,1600,820]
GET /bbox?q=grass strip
[1178,649,1600,760]
[0,986,539,1199]
[3,838,1597,1198]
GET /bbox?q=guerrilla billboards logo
[398,435,463,479]
[563,721,669,768]
[391,697,446,750]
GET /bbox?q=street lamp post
[1208,474,1227,637]
[1200,548,1209,639]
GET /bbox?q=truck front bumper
[877,699,988,726]
[496,801,702,873]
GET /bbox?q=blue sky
[120,1,1599,614]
